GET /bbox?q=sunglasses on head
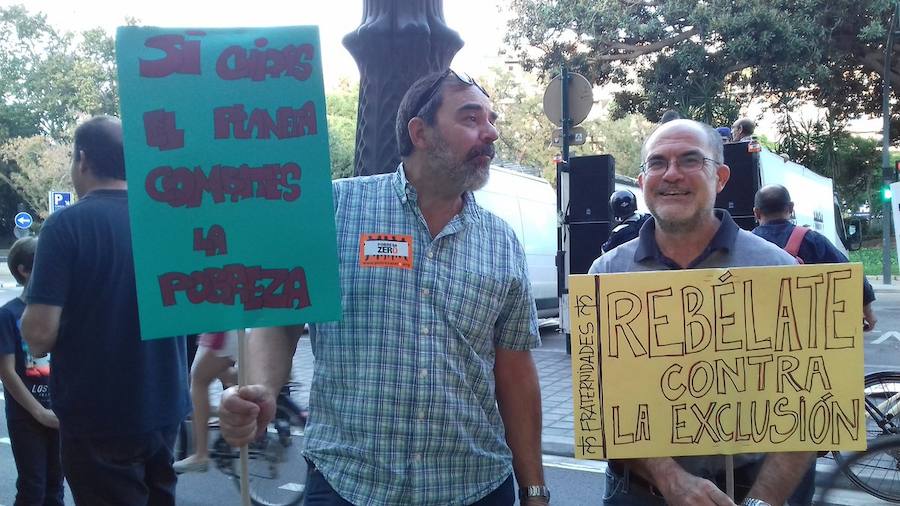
[412,69,489,117]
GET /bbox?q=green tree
[481,66,658,183]
[0,5,118,237]
[580,115,656,178]
[0,136,73,219]
[0,5,118,141]
[326,78,359,179]
[505,0,896,126]
[481,67,558,181]
[775,115,881,218]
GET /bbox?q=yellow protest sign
[570,264,865,460]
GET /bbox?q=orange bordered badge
[358,234,413,269]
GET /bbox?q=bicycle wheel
[833,371,900,501]
[823,434,900,503]
[235,406,307,506]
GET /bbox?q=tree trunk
[343,0,463,176]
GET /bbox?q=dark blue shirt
[27,189,189,437]
[0,297,51,420]
[752,219,875,305]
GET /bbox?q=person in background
[660,110,681,123]
[716,127,732,143]
[0,236,64,506]
[752,184,876,330]
[601,190,649,254]
[173,330,238,474]
[731,118,755,142]
[21,115,189,505]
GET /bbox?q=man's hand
[864,303,877,332]
[34,408,59,429]
[219,385,276,446]
[660,472,736,506]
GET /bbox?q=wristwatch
[741,499,772,506]
[519,485,551,502]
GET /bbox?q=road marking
[815,486,895,505]
[542,454,607,474]
[872,331,900,344]
[279,483,305,492]
[0,437,9,445]
[0,391,4,401]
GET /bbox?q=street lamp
[882,1,900,284]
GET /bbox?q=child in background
[174,329,238,473]
[0,236,64,505]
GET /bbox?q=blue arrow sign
[14,212,33,229]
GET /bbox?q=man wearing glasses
[220,70,549,506]
[588,119,814,506]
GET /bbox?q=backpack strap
[784,226,809,257]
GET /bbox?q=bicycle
[828,370,900,502]
[821,434,900,504]
[176,382,309,506]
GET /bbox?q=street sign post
[14,212,32,229]
[13,211,32,239]
[48,191,73,214]
[552,126,587,147]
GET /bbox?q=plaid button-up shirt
[304,165,541,505]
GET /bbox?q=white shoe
[173,455,209,474]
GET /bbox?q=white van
[474,165,558,318]
[756,148,850,256]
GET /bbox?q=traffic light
[883,185,893,201]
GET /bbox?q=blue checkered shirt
[304,165,541,505]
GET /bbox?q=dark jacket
[752,219,875,305]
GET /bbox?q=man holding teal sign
[116,26,341,339]
[220,71,550,505]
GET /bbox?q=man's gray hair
[641,119,724,166]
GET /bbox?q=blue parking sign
[49,191,73,214]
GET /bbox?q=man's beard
[428,136,494,194]
[650,203,712,234]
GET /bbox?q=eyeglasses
[412,69,489,117]
[641,154,717,175]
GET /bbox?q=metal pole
[559,65,572,354]
[882,4,898,284]
[561,67,571,162]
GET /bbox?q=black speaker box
[568,155,615,223]
[568,222,610,275]
[717,143,761,218]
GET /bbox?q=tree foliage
[0,5,118,240]
[0,5,118,141]
[326,78,359,180]
[0,136,73,220]
[775,116,881,218]
[505,0,895,126]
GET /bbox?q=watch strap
[519,485,550,501]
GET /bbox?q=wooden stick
[725,454,735,501]
[237,328,251,506]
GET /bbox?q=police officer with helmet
[601,190,649,253]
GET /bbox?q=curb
[871,284,900,293]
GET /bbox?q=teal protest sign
[116,26,341,339]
